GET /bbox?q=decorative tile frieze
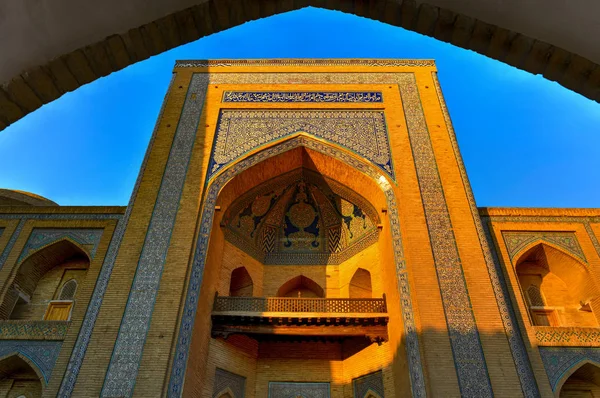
[353,370,385,398]
[0,219,25,271]
[268,382,330,398]
[503,231,586,263]
[535,327,600,346]
[539,347,600,391]
[222,91,382,103]
[57,75,177,397]
[17,228,104,263]
[209,110,395,181]
[213,368,245,398]
[0,320,70,341]
[176,59,435,68]
[432,73,540,397]
[168,135,425,397]
[0,340,62,383]
[399,73,492,397]
[101,73,209,398]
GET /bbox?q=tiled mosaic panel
[17,228,104,263]
[0,320,70,340]
[353,370,385,397]
[176,59,435,68]
[223,168,379,265]
[101,73,209,397]
[213,368,245,397]
[168,136,425,397]
[208,110,395,181]
[222,91,382,103]
[0,220,25,271]
[268,382,330,398]
[432,73,540,397]
[536,327,600,345]
[503,231,586,263]
[539,347,600,391]
[0,340,62,383]
[398,73,492,396]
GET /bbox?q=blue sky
[1,7,599,207]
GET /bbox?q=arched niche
[0,239,90,321]
[0,354,44,398]
[515,242,599,327]
[349,268,373,299]
[229,267,253,297]
[557,361,600,397]
[277,275,324,298]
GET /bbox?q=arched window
[59,279,78,300]
[229,267,253,297]
[0,239,89,321]
[349,268,372,298]
[277,275,324,298]
[526,285,545,307]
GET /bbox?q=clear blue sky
[1,7,599,207]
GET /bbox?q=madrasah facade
[0,59,599,398]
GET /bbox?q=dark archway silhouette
[0,354,44,397]
[229,267,253,297]
[349,268,373,299]
[276,275,325,298]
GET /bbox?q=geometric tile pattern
[213,368,245,398]
[223,168,379,265]
[222,91,382,103]
[539,347,600,391]
[432,73,541,398]
[0,220,25,271]
[353,370,385,397]
[17,228,104,263]
[0,340,63,383]
[168,135,425,397]
[503,231,586,263]
[176,59,435,68]
[268,382,330,398]
[208,110,395,181]
[535,327,600,346]
[101,73,210,398]
[399,73,492,397]
[0,320,70,340]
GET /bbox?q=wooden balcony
[211,295,389,344]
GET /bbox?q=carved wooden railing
[213,295,387,314]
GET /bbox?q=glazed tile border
[101,74,209,397]
[432,74,540,397]
[502,231,586,263]
[353,370,385,398]
[208,109,395,181]
[0,340,63,383]
[57,75,177,396]
[535,327,600,346]
[167,135,425,397]
[0,320,70,340]
[399,73,492,397]
[17,228,104,263]
[175,59,435,68]
[213,368,246,398]
[222,91,382,102]
[539,346,600,391]
[0,220,25,271]
[269,381,330,397]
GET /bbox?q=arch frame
[511,237,588,269]
[1,2,599,132]
[167,134,426,396]
[0,351,47,386]
[553,358,600,396]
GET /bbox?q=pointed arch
[170,135,425,395]
[213,386,235,398]
[349,268,373,299]
[515,242,599,327]
[0,352,46,393]
[363,389,383,398]
[555,359,600,396]
[277,275,324,298]
[229,267,253,297]
[0,239,90,320]
[513,238,588,272]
